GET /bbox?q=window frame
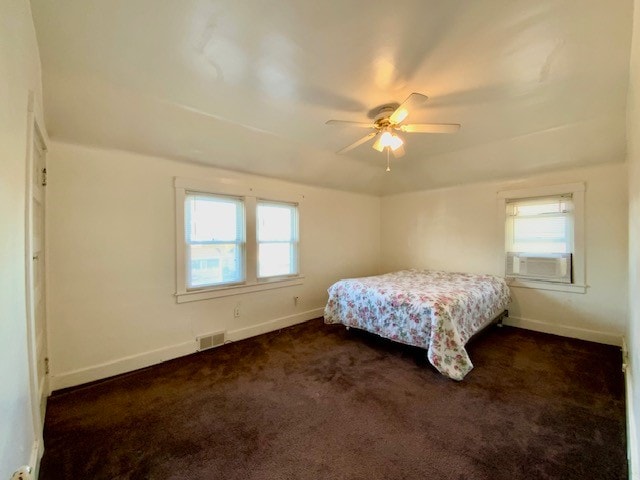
[175,177,304,303]
[497,182,586,294]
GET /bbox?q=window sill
[508,279,587,294]
[175,275,304,303]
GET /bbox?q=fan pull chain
[386,148,391,172]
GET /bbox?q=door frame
[24,90,49,473]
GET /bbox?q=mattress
[324,269,511,380]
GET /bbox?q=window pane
[514,216,567,242]
[188,244,243,288]
[512,216,569,253]
[258,243,294,277]
[257,204,294,242]
[186,195,243,242]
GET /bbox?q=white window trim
[497,182,586,294]
[175,177,304,303]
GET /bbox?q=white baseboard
[503,315,623,346]
[226,307,324,342]
[50,340,197,391]
[50,308,325,392]
[624,338,639,479]
[30,438,42,480]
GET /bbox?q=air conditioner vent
[197,331,225,351]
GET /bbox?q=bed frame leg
[496,310,508,328]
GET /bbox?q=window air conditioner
[505,252,572,284]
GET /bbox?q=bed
[324,270,511,380]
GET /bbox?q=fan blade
[389,93,428,124]
[326,120,376,128]
[337,132,377,154]
[372,135,384,152]
[399,123,461,133]
[392,145,405,158]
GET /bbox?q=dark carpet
[40,318,627,480]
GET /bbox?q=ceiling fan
[326,92,460,170]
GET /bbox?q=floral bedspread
[324,270,511,380]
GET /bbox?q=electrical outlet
[234,304,240,318]
[293,296,299,306]
[11,466,32,480]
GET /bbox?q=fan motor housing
[368,103,399,120]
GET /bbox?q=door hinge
[42,168,47,186]
[44,357,50,375]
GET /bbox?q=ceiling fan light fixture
[378,131,404,151]
[379,131,394,147]
[389,134,403,151]
[392,144,406,158]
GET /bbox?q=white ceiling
[31,0,633,195]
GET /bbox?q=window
[506,195,573,254]
[498,183,585,294]
[185,193,245,288]
[175,178,303,302]
[257,201,298,278]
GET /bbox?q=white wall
[627,0,640,475]
[381,162,628,343]
[46,141,380,389]
[0,0,46,477]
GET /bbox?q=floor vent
[197,331,225,351]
